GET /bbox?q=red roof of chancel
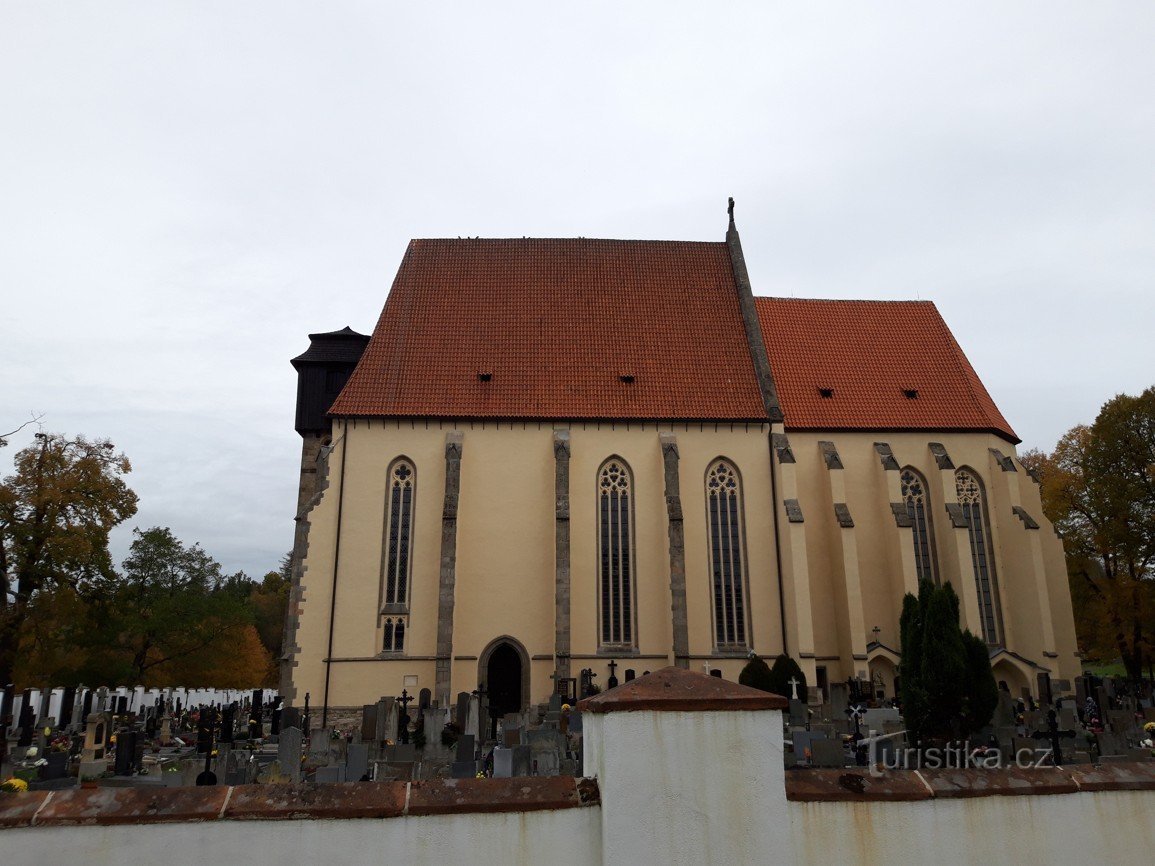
[755,297,1018,443]
[328,238,768,421]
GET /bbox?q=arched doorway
[478,636,530,736]
[487,644,522,718]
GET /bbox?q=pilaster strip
[660,432,690,667]
[553,429,572,680]
[434,431,465,706]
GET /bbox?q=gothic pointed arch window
[706,458,749,649]
[598,458,635,648]
[956,468,1003,646]
[380,458,415,652]
[900,467,939,585]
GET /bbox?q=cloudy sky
[2,3,1152,578]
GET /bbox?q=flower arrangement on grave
[49,733,71,753]
[24,746,39,759]
[1,778,29,793]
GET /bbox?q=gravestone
[569,711,583,734]
[315,765,345,783]
[384,743,416,762]
[790,730,816,765]
[465,694,480,741]
[493,746,513,778]
[375,697,397,744]
[451,760,479,779]
[456,734,475,763]
[278,727,303,783]
[503,726,523,748]
[360,705,378,742]
[788,700,808,727]
[418,689,432,714]
[512,744,532,777]
[455,692,471,728]
[346,743,370,781]
[810,738,846,768]
[282,706,302,731]
[994,689,1016,728]
[1096,732,1126,757]
[829,683,849,719]
[308,731,330,762]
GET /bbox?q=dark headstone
[282,706,302,731]
[624,669,636,682]
[360,704,378,742]
[250,690,264,738]
[456,734,475,763]
[418,689,432,714]
[59,687,76,728]
[17,690,35,746]
[114,729,137,776]
[346,743,370,782]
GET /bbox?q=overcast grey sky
[2,2,1153,578]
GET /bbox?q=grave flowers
[1,777,29,793]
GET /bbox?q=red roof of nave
[327,238,769,421]
[755,297,1018,442]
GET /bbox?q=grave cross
[846,704,868,767]
[474,682,492,742]
[1032,709,1077,766]
[397,689,414,745]
[607,660,619,690]
[788,677,801,701]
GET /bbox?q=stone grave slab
[810,738,846,768]
[346,743,370,782]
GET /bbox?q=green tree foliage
[88,527,256,684]
[0,433,137,688]
[738,654,774,692]
[767,654,808,700]
[961,629,998,734]
[1021,386,1155,681]
[900,580,996,744]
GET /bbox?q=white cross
[788,677,800,701]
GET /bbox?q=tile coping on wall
[3,764,1152,828]
[0,777,600,829]
[785,761,1155,802]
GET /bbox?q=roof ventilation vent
[477,372,492,382]
[619,374,635,384]
[818,387,834,399]
[903,388,919,399]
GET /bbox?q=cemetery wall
[789,790,1155,864]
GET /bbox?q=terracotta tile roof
[755,297,1018,442]
[328,238,767,421]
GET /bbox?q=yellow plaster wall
[290,421,1079,711]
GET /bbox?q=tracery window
[382,617,406,653]
[382,459,415,610]
[598,458,635,647]
[900,467,938,585]
[706,459,748,648]
[956,468,1003,646]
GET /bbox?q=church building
[282,203,1079,721]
